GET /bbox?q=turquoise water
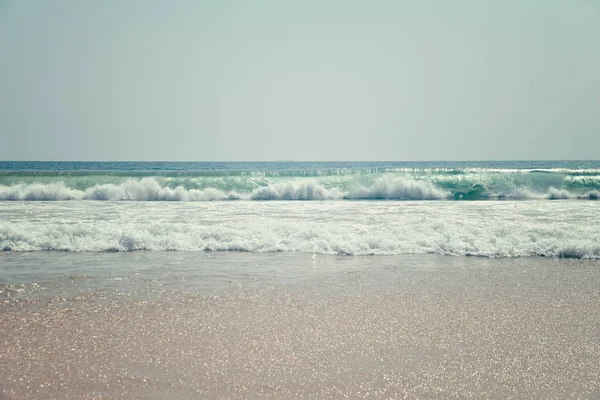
[1,160,599,257]
[1,160,600,200]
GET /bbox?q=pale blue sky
[1,0,599,161]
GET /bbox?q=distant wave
[0,179,240,201]
[0,177,448,201]
[250,177,449,200]
[250,181,343,200]
[345,176,449,200]
[1,177,599,201]
[3,167,600,178]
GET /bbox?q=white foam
[0,182,83,200]
[250,181,342,200]
[2,201,599,258]
[0,177,599,202]
[345,176,450,200]
[0,177,447,201]
[0,178,240,201]
[547,187,573,200]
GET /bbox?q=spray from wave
[0,175,599,201]
[250,181,343,200]
[0,179,241,201]
[0,177,450,201]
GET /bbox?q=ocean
[1,160,599,256]
[2,161,600,398]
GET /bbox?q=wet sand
[1,254,600,399]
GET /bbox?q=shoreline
[2,254,600,399]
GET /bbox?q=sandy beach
[1,253,599,399]
[3,0,600,396]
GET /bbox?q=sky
[0,0,599,161]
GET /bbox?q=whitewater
[2,200,599,257]
[2,160,600,201]
[1,161,599,257]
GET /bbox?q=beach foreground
[1,253,599,399]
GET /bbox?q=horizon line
[1,159,599,163]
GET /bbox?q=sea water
[1,160,599,299]
[2,161,600,400]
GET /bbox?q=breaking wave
[3,162,600,259]
[0,179,241,201]
[2,201,600,258]
[0,176,599,201]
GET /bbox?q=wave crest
[0,179,241,201]
[250,181,342,200]
[1,177,599,201]
[0,183,82,201]
[346,176,450,200]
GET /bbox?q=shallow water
[1,251,598,304]
[1,253,600,399]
